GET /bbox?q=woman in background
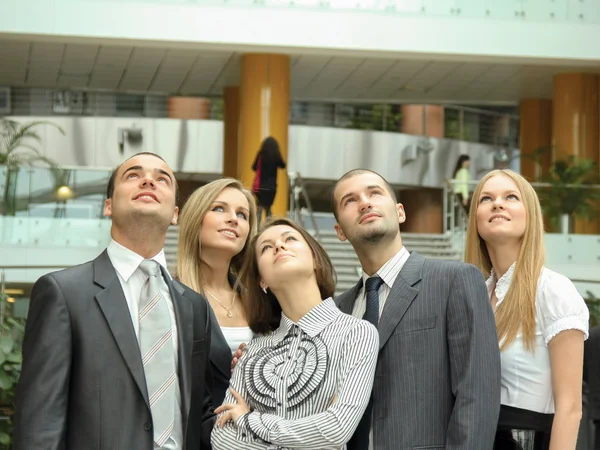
[465,169,588,450]
[453,154,471,213]
[211,218,378,450]
[177,178,257,406]
[251,136,286,223]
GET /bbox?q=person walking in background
[585,325,600,449]
[465,169,589,450]
[331,168,501,450]
[251,136,286,223]
[211,217,379,450]
[453,154,471,213]
[177,178,257,406]
[14,152,215,450]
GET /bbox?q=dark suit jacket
[13,250,215,450]
[584,325,600,421]
[208,307,233,407]
[335,252,501,450]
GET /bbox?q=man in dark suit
[332,169,501,450]
[585,325,600,449]
[14,152,215,450]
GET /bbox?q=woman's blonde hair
[465,169,545,352]
[177,178,258,294]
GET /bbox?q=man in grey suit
[332,169,501,450]
[14,152,215,450]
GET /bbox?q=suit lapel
[336,280,362,315]
[93,250,150,410]
[169,278,193,422]
[377,252,424,350]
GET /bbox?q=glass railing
[93,0,600,24]
[0,165,111,219]
[6,86,520,147]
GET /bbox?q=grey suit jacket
[14,250,215,450]
[336,251,501,450]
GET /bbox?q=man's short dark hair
[331,169,397,220]
[106,152,180,205]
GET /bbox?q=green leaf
[7,352,22,363]
[0,371,13,390]
[0,337,12,354]
[0,351,5,366]
[0,431,10,445]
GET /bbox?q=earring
[262,286,267,294]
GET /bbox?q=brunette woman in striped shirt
[211,217,379,450]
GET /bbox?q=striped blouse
[211,298,379,450]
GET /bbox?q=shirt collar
[107,239,170,282]
[361,246,409,290]
[486,261,516,308]
[272,298,340,342]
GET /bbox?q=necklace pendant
[226,310,233,318]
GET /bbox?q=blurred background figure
[453,154,471,213]
[251,136,286,223]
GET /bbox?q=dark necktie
[363,276,384,326]
[348,276,384,450]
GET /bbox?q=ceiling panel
[27,43,64,87]
[2,36,600,104]
[182,52,235,95]
[302,56,364,96]
[368,60,429,96]
[118,48,166,91]
[334,59,396,97]
[0,41,29,85]
[291,55,333,91]
[150,49,198,93]
[88,46,132,90]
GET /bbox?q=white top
[107,239,182,450]
[221,326,254,354]
[353,246,410,320]
[487,264,589,414]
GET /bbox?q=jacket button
[144,422,152,431]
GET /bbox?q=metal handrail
[288,172,321,241]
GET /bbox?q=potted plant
[532,152,600,233]
[0,118,64,216]
[0,291,24,448]
[587,291,600,328]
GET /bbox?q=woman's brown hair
[238,217,337,334]
[465,169,545,352]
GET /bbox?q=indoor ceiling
[1,37,599,105]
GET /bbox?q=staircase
[165,226,461,297]
[317,230,462,297]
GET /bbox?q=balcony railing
[91,0,600,24]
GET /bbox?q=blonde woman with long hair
[465,169,589,450]
[177,178,257,406]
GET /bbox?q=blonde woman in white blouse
[211,217,379,450]
[465,169,589,450]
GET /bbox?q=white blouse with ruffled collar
[487,263,589,414]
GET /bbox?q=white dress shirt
[107,239,182,450]
[351,246,410,450]
[487,263,589,414]
[352,246,410,321]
